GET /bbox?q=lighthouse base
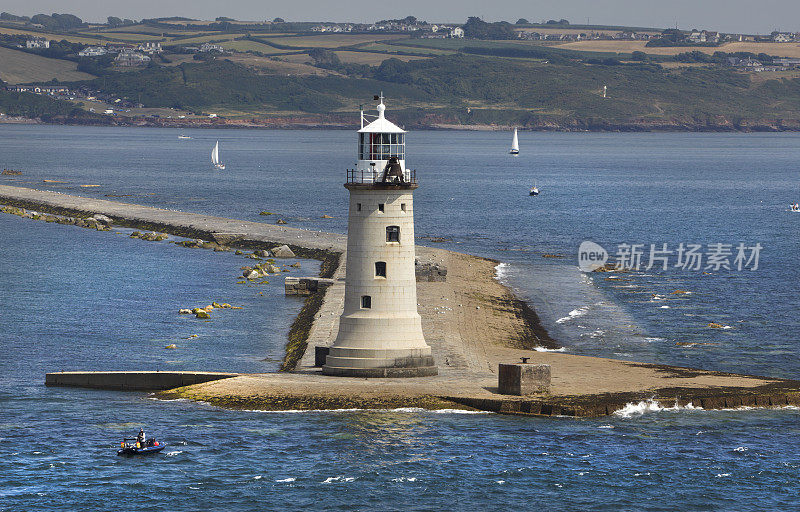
[322,347,438,378]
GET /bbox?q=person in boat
[137,428,146,447]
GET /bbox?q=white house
[78,46,108,57]
[449,27,464,38]
[137,42,163,54]
[199,42,223,52]
[26,38,50,49]
[773,32,795,42]
[114,50,151,67]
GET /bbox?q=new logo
[578,241,608,272]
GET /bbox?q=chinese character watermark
[578,241,762,272]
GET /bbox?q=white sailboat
[509,128,519,155]
[212,140,225,170]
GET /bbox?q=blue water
[2,125,800,510]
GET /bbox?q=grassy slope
[63,54,800,128]
[0,46,95,84]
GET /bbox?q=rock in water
[179,309,192,314]
[195,310,211,319]
[321,214,333,219]
[165,344,178,349]
[290,262,301,268]
[276,219,287,225]
[254,249,271,258]
[91,214,113,226]
[271,245,295,258]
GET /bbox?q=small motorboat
[529,181,539,196]
[117,438,165,457]
[178,135,191,140]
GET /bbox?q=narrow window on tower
[375,261,386,278]
[356,203,362,212]
[386,225,400,243]
[378,203,384,213]
[400,203,406,212]
[361,295,372,309]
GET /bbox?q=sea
[1,125,799,511]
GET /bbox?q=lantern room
[353,95,409,183]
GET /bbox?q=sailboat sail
[212,141,220,165]
[510,128,519,154]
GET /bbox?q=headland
[4,184,800,417]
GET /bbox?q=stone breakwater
[3,185,800,417]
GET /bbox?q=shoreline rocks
[271,245,295,258]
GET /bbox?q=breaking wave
[613,399,702,418]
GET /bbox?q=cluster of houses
[517,30,653,42]
[685,30,800,44]
[727,57,800,72]
[25,37,50,49]
[180,42,225,53]
[6,84,69,95]
[75,43,160,66]
[309,22,464,38]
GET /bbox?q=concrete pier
[45,371,239,391]
[3,185,800,416]
[0,185,347,257]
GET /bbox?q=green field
[0,26,107,45]
[219,39,292,53]
[0,46,94,84]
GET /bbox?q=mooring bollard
[498,362,551,395]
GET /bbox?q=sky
[3,0,800,34]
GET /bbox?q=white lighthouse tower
[323,95,437,377]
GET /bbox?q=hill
[63,55,800,131]
[0,46,94,84]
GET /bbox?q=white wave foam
[613,399,702,418]
[534,346,566,352]
[643,337,665,343]
[275,477,296,483]
[659,305,670,309]
[391,477,417,482]
[597,425,614,429]
[715,473,731,478]
[494,263,509,281]
[496,480,506,484]
[322,476,356,484]
[556,306,589,324]
[166,450,183,456]
[253,475,262,480]
[733,446,748,452]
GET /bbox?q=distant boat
[178,135,191,140]
[509,128,519,155]
[212,140,225,170]
[529,181,539,196]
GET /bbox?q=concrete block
[498,363,550,395]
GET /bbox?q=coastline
[4,184,800,417]
[5,114,800,133]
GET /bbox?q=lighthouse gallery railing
[346,169,416,185]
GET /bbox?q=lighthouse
[322,95,437,377]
